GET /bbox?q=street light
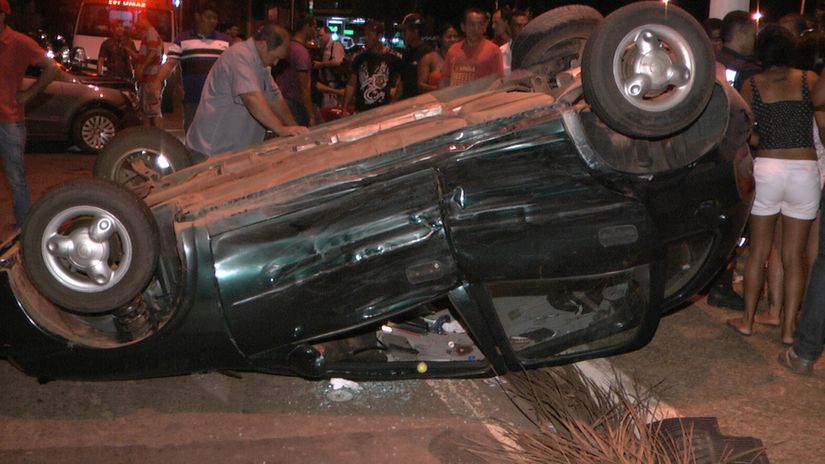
[752,10,762,28]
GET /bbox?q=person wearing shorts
[751,158,821,220]
[729,25,821,346]
[139,80,162,124]
[134,11,163,128]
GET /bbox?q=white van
[72,0,177,72]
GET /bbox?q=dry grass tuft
[470,366,760,463]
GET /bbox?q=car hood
[68,73,135,91]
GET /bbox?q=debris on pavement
[326,378,363,402]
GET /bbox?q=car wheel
[94,126,192,197]
[72,108,118,153]
[511,5,603,83]
[21,178,159,314]
[581,1,715,138]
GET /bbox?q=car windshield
[76,4,172,42]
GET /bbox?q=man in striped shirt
[156,0,231,132]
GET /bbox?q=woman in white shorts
[729,25,821,344]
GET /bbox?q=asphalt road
[0,146,823,463]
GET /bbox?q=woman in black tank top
[730,25,821,344]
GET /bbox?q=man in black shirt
[399,13,432,99]
[97,19,137,80]
[707,11,759,311]
[343,20,401,114]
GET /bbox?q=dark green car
[0,3,753,381]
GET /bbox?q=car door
[212,168,460,358]
[439,120,664,369]
[24,67,70,138]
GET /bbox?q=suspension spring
[113,298,153,341]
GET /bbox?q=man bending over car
[186,24,308,160]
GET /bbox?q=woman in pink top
[418,23,460,93]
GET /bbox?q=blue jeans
[0,122,32,227]
[794,186,825,360]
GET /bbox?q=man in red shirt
[0,0,59,228]
[273,13,316,126]
[440,8,504,88]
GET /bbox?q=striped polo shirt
[167,30,232,103]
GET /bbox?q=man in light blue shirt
[186,24,307,159]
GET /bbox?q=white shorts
[752,157,821,220]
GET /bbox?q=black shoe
[707,286,744,310]
[777,347,813,375]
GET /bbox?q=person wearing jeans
[777,28,825,375]
[0,123,30,226]
[779,187,825,375]
[0,0,59,228]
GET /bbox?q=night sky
[20,0,819,40]
[409,0,813,28]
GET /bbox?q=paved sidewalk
[611,297,825,464]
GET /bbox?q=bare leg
[729,214,778,334]
[758,221,783,326]
[780,215,814,344]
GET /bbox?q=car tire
[581,1,715,138]
[511,5,603,82]
[72,108,118,154]
[94,126,192,197]
[21,178,159,314]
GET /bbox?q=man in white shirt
[500,8,531,76]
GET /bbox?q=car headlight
[58,46,70,65]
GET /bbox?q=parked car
[0,3,753,381]
[24,62,140,153]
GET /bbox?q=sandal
[726,318,752,336]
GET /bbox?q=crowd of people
[701,10,825,375]
[4,0,538,161]
[87,1,535,156]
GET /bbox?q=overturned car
[0,3,753,381]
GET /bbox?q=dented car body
[0,3,754,381]
[0,74,752,380]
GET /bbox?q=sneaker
[777,347,814,375]
[707,285,744,310]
